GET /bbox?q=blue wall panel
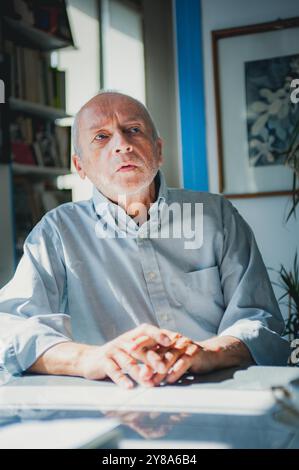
[175,0,208,191]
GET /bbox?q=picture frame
[212,17,299,198]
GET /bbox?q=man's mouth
[117,163,138,172]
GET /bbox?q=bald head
[72,91,159,158]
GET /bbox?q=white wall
[201,0,299,315]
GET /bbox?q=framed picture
[212,17,299,197]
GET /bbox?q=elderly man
[0,91,290,389]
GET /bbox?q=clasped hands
[83,323,205,389]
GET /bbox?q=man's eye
[94,134,108,141]
[128,127,140,134]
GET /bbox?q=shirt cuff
[0,314,73,379]
[0,336,73,380]
[218,320,291,366]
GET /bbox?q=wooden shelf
[3,16,75,52]
[9,98,70,120]
[12,163,71,177]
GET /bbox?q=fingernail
[161,335,171,345]
[186,344,198,355]
[121,380,133,389]
[143,380,154,387]
[140,366,153,378]
[173,360,183,372]
[165,352,174,361]
[157,363,166,374]
[175,337,189,348]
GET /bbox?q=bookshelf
[10,97,71,119]
[12,163,71,177]
[3,15,76,51]
[0,0,75,285]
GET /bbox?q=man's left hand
[123,333,206,385]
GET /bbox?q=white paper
[0,384,144,410]
[0,383,275,415]
[117,387,276,415]
[0,418,120,449]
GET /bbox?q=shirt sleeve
[217,198,290,366]
[0,214,73,380]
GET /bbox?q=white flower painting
[245,54,299,167]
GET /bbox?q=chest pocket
[170,266,224,318]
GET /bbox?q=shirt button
[148,272,156,281]
[160,313,170,322]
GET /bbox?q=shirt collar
[92,169,168,219]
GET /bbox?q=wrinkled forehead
[79,95,148,130]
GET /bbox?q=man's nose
[113,133,133,154]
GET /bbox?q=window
[101,0,146,103]
[56,0,146,201]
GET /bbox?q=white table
[1,366,299,449]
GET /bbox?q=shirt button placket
[137,237,177,330]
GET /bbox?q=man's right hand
[28,323,192,389]
[78,323,177,389]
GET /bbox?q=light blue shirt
[0,170,290,380]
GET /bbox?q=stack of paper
[0,382,276,414]
[0,418,121,449]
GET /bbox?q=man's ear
[156,138,164,167]
[72,154,86,179]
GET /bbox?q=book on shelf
[10,0,34,26]
[4,40,66,108]
[11,141,35,165]
[5,0,74,43]
[55,124,70,168]
[10,115,71,168]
